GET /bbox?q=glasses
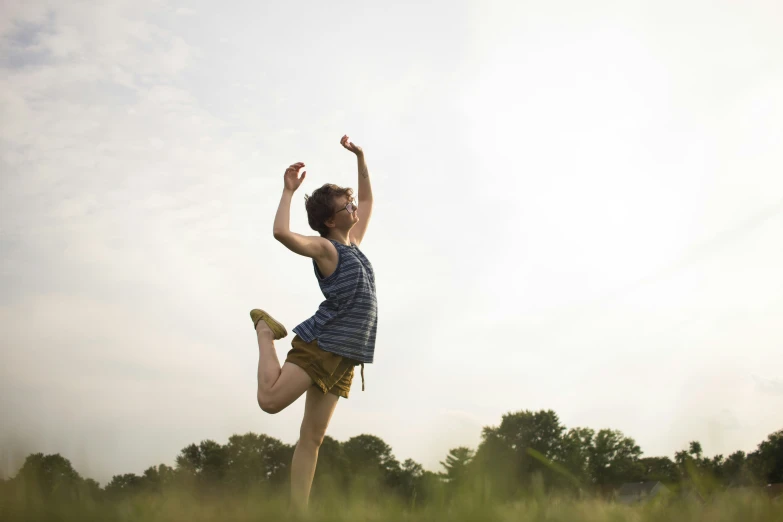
[335,201,358,214]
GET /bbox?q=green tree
[722,451,745,480]
[396,458,425,502]
[14,453,84,499]
[199,440,228,484]
[471,424,517,500]
[414,470,446,505]
[587,429,642,485]
[751,429,783,484]
[343,434,398,478]
[176,443,202,475]
[141,464,175,493]
[343,434,403,497]
[722,451,757,486]
[689,441,703,460]
[636,456,679,484]
[224,432,293,489]
[706,454,725,481]
[558,427,594,486]
[675,440,714,477]
[474,409,566,494]
[105,473,143,497]
[674,440,726,497]
[439,447,474,485]
[175,439,229,487]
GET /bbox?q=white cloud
[0,0,49,40]
[754,375,783,396]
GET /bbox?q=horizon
[3,407,780,486]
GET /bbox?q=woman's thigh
[262,362,314,412]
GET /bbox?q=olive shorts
[285,335,364,399]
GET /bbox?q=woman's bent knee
[257,394,283,415]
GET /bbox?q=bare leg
[255,322,313,414]
[290,386,340,510]
[256,322,283,389]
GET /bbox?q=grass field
[2,487,781,522]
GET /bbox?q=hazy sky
[1,0,782,484]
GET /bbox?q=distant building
[764,484,783,501]
[616,481,669,504]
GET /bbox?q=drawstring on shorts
[361,363,365,391]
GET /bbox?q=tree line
[2,409,781,507]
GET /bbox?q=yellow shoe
[249,309,288,340]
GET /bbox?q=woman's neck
[327,230,351,245]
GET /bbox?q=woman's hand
[283,162,306,192]
[340,135,363,155]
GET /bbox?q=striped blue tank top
[292,239,378,364]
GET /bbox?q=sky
[1,0,782,484]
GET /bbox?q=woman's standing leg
[290,387,340,510]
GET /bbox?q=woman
[250,135,377,509]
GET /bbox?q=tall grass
[2,482,780,522]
